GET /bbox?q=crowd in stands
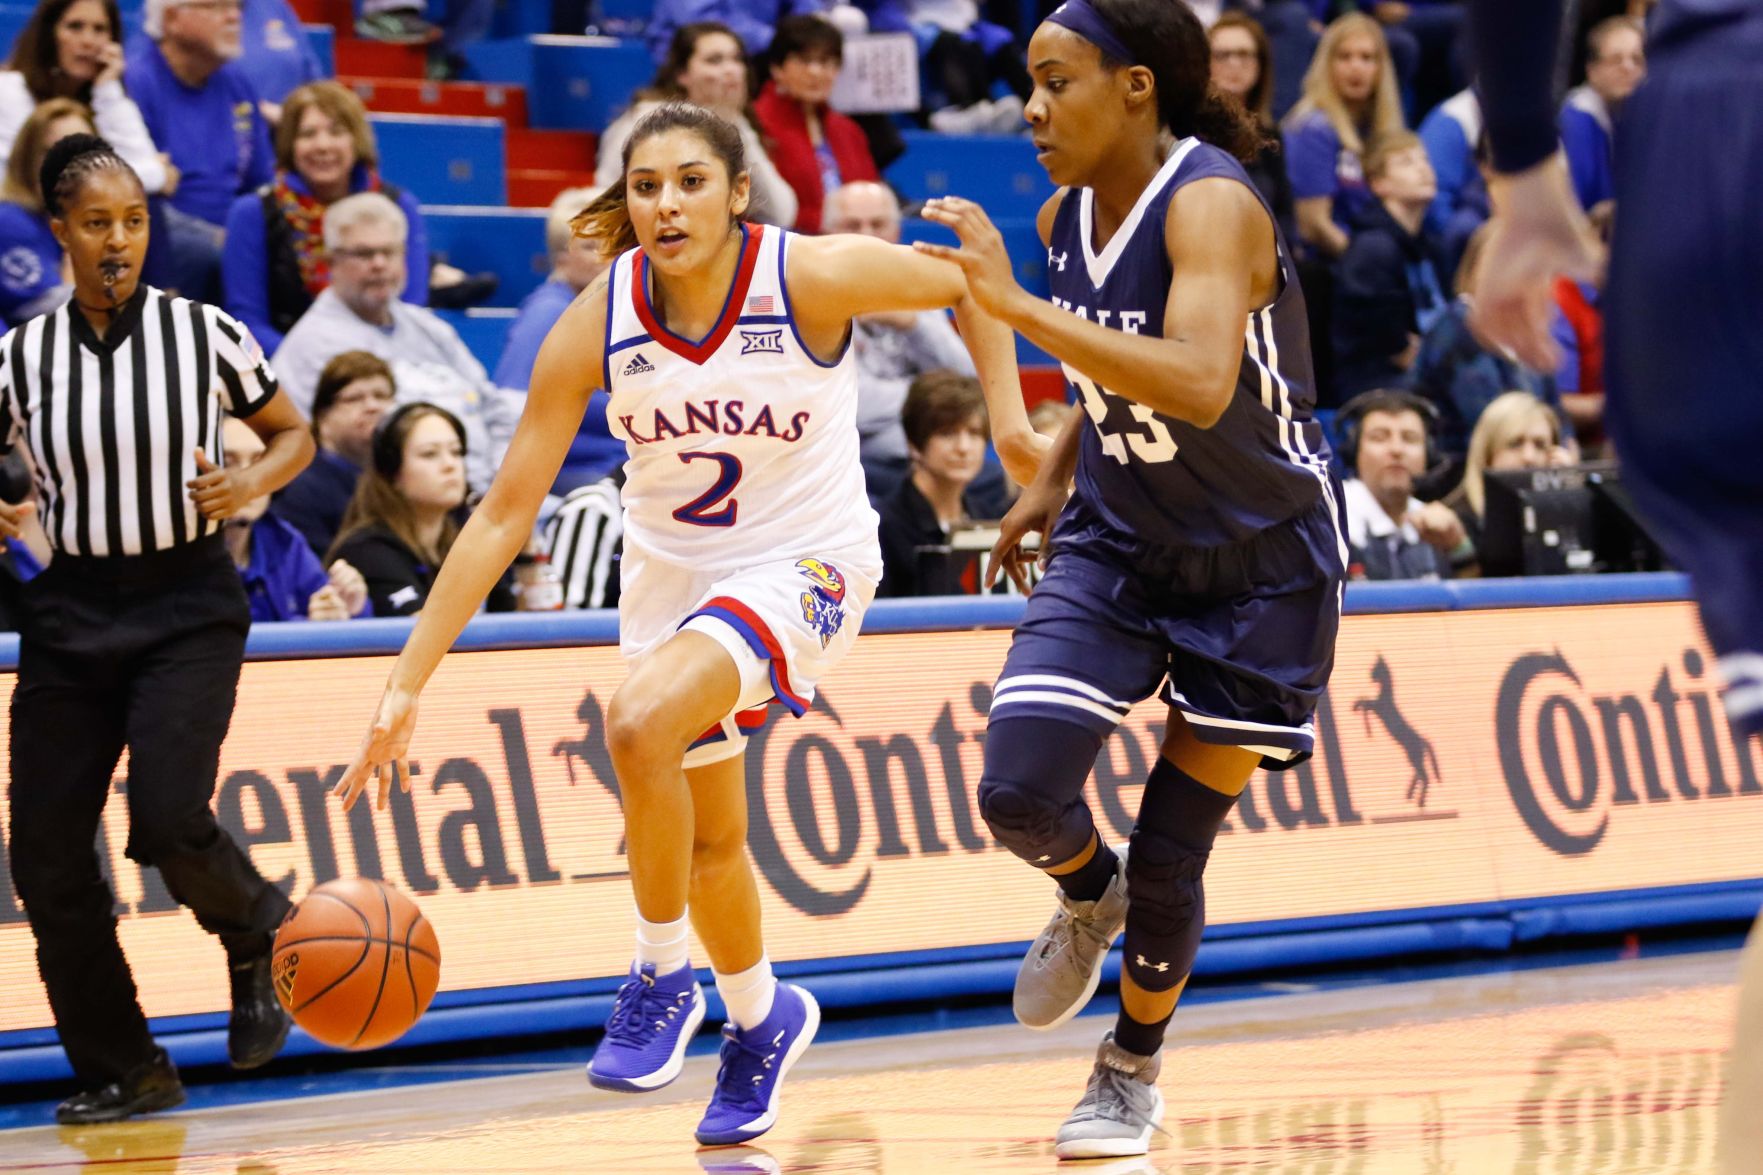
[0,0,1663,624]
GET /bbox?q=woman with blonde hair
[1281,12,1405,259]
[0,97,92,326]
[222,80,429,352]
[1445,390,1571,560]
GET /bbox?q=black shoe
[55,1049,185,1125]
[228,951,291,1069]
[427,272,499,310]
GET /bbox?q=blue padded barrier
[304,24,334,77]
[422,205,550,307]
[435,308,517,374]
[885,130,1055,215]
[0,573,1698,672]
[371,114,505,205]
[463,35,651,132]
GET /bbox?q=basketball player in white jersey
[333,102,1043,1146]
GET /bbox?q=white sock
[714,955,777,1030]
[634,911,691,976]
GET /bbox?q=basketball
[271,878,441,1051]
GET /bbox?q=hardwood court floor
[0,949,1736,1174]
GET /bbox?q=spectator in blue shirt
[493,186,622,496]
[126,0,273,300]
[1282,11,1406,260]
[271,349,394,557]
[1560,15,1644,215]
[1407,224,1554,462]
[0,98,91,328]
[1416,86,1485,276]
[223,81,427,353]
[221,415,371,622]
[239,0,323,113]
[1332,131,1449,398]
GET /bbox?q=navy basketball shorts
[989,495,1344,768]
[1605,61,1763,736]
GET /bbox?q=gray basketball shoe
[1053,1032,1165,1160]
[1013,845,1128,1030]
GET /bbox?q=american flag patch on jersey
[745,294,775,315]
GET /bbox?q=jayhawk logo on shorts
[795,559,848,648]
[799,589,846,648]
[795,558,846,604]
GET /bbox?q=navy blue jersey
[1049,138,1336,550]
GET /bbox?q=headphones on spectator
[1335,389,1441,470]
[371,402,468,480]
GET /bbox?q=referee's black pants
[6,537,292,1086]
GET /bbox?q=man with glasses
[271,192,522,495]
[126,0,272,301]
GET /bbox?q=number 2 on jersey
[671,451,743,527]
[1069,370,1179,464]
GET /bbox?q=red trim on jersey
[631,223,767,366]
[700,593,809,711]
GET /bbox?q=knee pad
[977,778,1094,866]
[1122,827,1210,993]
[977,716,1104,867]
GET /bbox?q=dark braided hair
[39,132,141,220]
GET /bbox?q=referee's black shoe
[55,1048,186,1124]
[227,951,291,1069]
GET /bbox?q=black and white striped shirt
[544,478,623,609]
[0,286,278,557]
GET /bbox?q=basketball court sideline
[0,946,1735,1174]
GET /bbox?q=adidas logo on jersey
[622,352,656,376]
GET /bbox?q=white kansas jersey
[604,223,881,575]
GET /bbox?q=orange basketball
[272,878,441,1050]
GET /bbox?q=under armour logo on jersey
[1048,249,1067,272]
[1136,954,1169,972]
[622,352,656,376]
[739,329,785,356]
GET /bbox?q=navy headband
[1044,0,1136,66]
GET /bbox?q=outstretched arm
[917,181,1274,430]
[1465,0,1603,370]
[788,232,1043,486]
[335,274,608,809]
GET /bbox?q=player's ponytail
[571,101,750,260]
[1087,0,1267,163]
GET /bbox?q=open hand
[1471,156,1603,371]
[987,472,1068,594]
[333,687,421,811]
[913,196,1023,320]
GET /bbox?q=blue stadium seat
[436,308,517,376]
[885,131,1054,219]
[371,114,505,205]
[422,205,550,308]
[463,36,651,132]
[304,24,334,77]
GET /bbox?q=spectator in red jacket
[752,14,877,234]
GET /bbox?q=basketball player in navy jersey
[1464,4,1763,1169]
[916,0,1345,1157]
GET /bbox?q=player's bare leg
[588,632,740,1092]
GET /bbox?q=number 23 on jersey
[1065,367,1179,464]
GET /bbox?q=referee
[0,135,316,1124]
